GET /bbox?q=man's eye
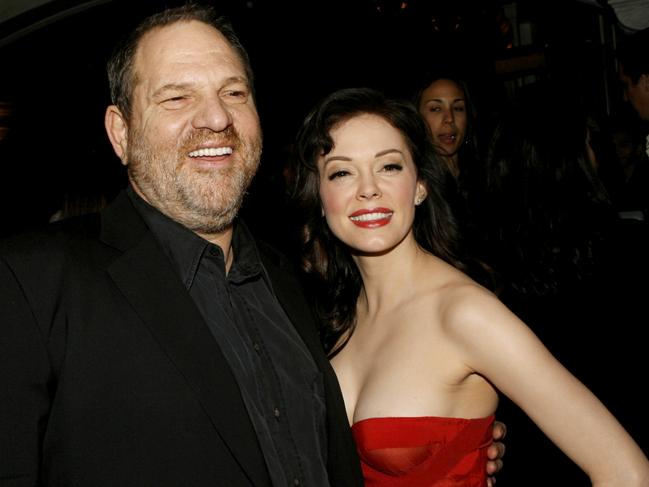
[161,96,188,107]
[224,90,248,102]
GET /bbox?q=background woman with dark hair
[413,72,481,180]
[413,72,491,275]
[291,87,649,486]
[481,86,614,304]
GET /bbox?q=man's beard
[126,126,262,234]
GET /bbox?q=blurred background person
[481,83,614,310]
[597,116,649,219]
[413,71,494,285]
[617,27,649,122]
[414,73,477,180]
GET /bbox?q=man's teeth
[350,212,392,222]
[188,147,233,157]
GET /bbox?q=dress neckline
[351,414,495,429]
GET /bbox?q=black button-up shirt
[128,187,329,486]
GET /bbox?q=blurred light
[0,100,12,142]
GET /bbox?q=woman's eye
[328,170,350,180]
[383,163,403,172]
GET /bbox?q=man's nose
[192,95,233,132]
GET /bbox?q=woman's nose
[356,177,381,200]
[443,108,455,126]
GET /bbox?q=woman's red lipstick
[349,208,393,228]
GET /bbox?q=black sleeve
[0,258,52,486]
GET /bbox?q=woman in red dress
[291,87,649,486]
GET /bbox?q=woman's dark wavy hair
[482,84,613,299]
[291,87,464,355]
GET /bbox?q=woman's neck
[444,154,460,179]
[353,237,431,315]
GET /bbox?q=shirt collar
[126,186,264,289]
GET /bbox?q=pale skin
[319,114,649,486]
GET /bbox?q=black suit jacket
[0,192,363,487]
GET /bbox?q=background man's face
[620,65,649,121]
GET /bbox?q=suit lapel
[260,249,364,486]
[101,193,270,487]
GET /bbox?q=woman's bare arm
[443,284,649,486]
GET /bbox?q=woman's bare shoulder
[412,257,502,329]
[430,267,514,340]
[424,257,497,307]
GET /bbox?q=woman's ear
[414,182,428,205]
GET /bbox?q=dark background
[0,0,628,238]
[0,1,645,485]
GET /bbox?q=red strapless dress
[351,415,495,486]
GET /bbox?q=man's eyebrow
[152,77,250,98]
[222,75,249,86]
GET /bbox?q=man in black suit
[1,5,503,486]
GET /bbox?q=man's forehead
[137,21,233,63]
[132,21,246,89]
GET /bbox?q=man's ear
[105,105,129,165]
